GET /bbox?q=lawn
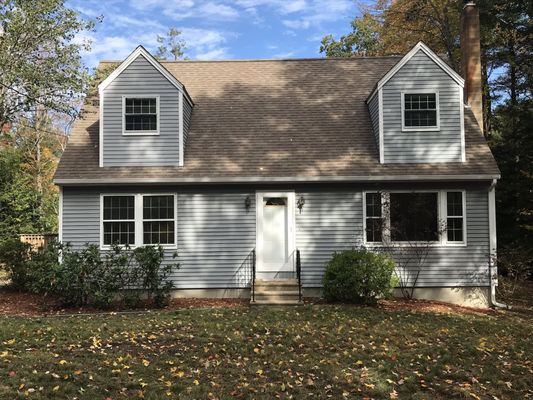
[1,304,531,399]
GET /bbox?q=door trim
[255,191,296,275]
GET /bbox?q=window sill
[364,241,467,248]
[100,244,177,251]
[401,126,440,132]
[122,131,160,136]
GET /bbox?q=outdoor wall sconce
[297,196,305,213]
[244,195,252,212]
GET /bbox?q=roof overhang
[54,174,500,186]
[366,42,465,103]
[98,45,194,106]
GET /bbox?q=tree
[320,1,461,68]
[320,12,383,57]
[155,28,186,61]
[0,0,97,130]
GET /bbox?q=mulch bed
[0,288,250,317]
[0,287,499,317]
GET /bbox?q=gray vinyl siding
[62,187,100,250]
[102,55,181,166]
[183,97,193,147]
[61,186,490,290]
[176,192,255,288]
[382,50,463,163]
[367,93,380,151]
[295,191,363,287]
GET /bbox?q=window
[103,196,135,246]
[364,191,466,245]
[365,193,382,242]
[101,194,176,248]
[402,93,439,129]
[143,195,175,245]
[446,192,464,242]
[123,97,158,134]
[390,193,438,242]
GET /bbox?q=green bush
[322,249,397,304]
[0,239,178,309]
[0,238,34,289]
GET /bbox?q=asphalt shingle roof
[54,57,500,184]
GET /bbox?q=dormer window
[123,96,159,135]
[401,92,440,131]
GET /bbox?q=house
[54,2,501,307]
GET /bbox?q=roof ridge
[98,55,404,64]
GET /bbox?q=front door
[256,192,295,279]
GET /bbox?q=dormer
[98,46,193,167]
[367,42,466,164]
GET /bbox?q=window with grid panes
[103,196,135,245]
[124,98,157,132]
[446,192,464,242]
[365,193,383,242]
[143,195,175,245]
[403,93,438,128]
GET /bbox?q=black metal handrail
[251,248,256,302]
[296,249,302,302]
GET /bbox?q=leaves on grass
[0,306,530,399]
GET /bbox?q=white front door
[256,192,295,279]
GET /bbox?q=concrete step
[254,289,300,296]
[254,294,300,302]
[255,279,298,286]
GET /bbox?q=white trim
[401,90,441,132]
[378,88,384,164]
[367,42,464,101]
[255,191,296,274]
[441,190,468,246]
[362,190,467,247]
[54,174,500,186]
[178,91,184,167]
[99,193,178,250]
[99,89,104,167]
[58,186,63,243]
[488,181,497,285]
[122,95,160,136]
[459,89,466,162]
[98,45,193,107]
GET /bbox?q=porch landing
[251,279,304,305]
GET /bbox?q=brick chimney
[461,0,483,133]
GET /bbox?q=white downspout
[488,179,510,309]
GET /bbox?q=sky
[67,0,358,68]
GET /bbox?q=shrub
[322,249,397,304]
[0,238,34,289]
[1,239,178,309]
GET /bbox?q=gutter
[488,178,510,309]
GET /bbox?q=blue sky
[67,0,358,68]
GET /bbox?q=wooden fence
[19,234,58,251]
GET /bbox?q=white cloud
[201,2,240,19]
[280,0,308,14]
[195,47,230,60]
[282,19,311,29]
[272,50,296,58]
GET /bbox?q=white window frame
[100,193,177,250]
[401,90,440,132]
[440,190,467,246]
[101,194,137,248]
[363,192,385,244]
[122,95,160,136]
[363,190,466,247]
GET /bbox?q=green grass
[1,306,531,399]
